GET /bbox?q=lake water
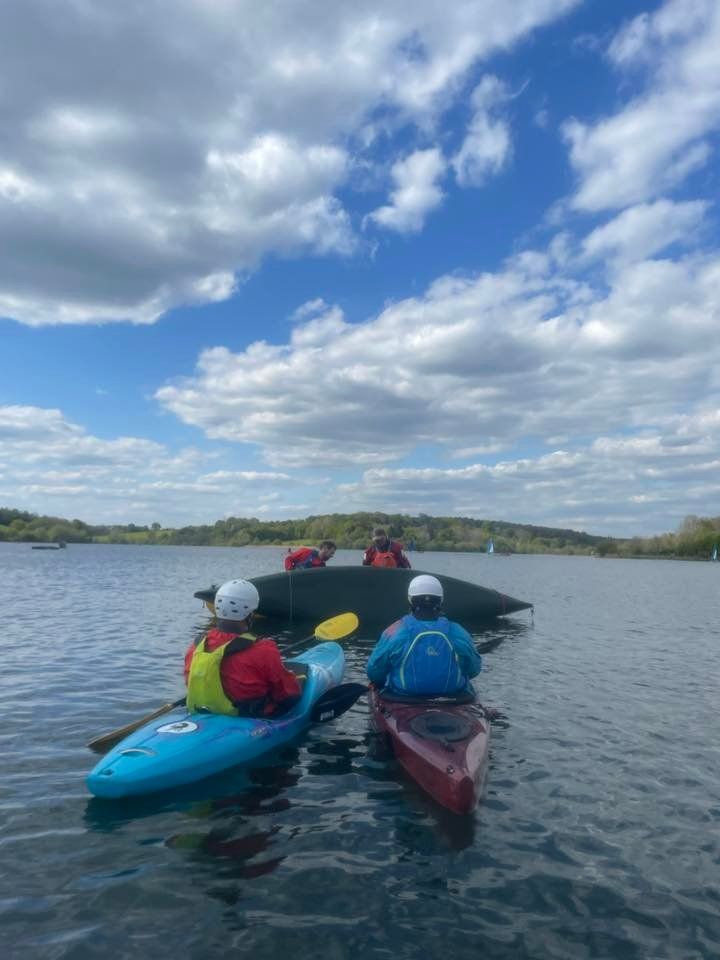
[1,542,719,960]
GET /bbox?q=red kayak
[369,686,490,815]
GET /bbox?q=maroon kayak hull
[369,687,490,815]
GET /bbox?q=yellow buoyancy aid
[186,632,255,716]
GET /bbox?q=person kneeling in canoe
[366,575,481,698]
[284,540,336,571]
[184,579,303,717]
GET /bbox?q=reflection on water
[167,826,285,878]
[84,749,302,832]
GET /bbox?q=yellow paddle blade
[314,612,359,641]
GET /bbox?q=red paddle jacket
[284,546,326,571]
[184,629,301,715]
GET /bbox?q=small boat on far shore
[31,541,67,550]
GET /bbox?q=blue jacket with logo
[366,613,481,696]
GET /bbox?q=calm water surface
[1,543,719,959]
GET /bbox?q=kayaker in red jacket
[362,527,411,568]
[284,540,336,571]
[184,579,302,717]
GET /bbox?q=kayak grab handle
[118,747,157,757]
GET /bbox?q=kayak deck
[369,686,490,815]
[87,641,345,798]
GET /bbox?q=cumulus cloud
[581,199,708,265]
[0,0,578,326]
[451,75,512,187]
[155,243,720,503]
[330,408,720,535]
[0,405,294,524]
[366,148,447,233]
[565,0,720,211]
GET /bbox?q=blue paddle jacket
[366,614,481,696]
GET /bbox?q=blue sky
[1,0,719,537]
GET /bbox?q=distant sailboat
[712,544,718,562]
[487,538,494,555]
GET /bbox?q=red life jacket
[372,550,398,568]
[284,547,323,571]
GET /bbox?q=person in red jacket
[362,527,411,568]
[184,579,302,717]
[284,540,336,571]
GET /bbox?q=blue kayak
[87,641,345,798]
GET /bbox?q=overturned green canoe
[194,566,532,627]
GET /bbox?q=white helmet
[214,579,259,621]
[408,574,443,604]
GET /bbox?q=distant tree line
[2,507,719,559]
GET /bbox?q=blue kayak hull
[87,642,345,798]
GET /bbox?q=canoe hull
[196,566,532,626]
[87,642,345,798]
[369,686,490,815]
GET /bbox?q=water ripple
[1,545,719,959]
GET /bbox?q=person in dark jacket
[284,540,336,571]
[362,527,411,568]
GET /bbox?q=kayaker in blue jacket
[366,575,481,697]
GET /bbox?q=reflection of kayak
[194,566,532,626]
[369,686,490,815]
[87,642,345,798]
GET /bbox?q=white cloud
[452,75,512,187]
[367,148,447,233]
[0,404,297,525]
[155,243,720,502]
[5,214,720,536]
[565,0,720,211]
[582,199,707,265]
[330,412,720,535]
[0,0,579,325]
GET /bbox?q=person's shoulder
[382,617,405,637]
